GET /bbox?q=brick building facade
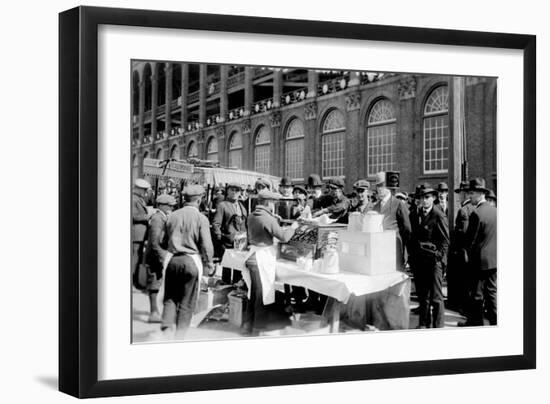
[131,61,497,194]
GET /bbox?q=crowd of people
[132,171,497,338]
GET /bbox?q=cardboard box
[337,230,396,275]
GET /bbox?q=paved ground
[132,285,468,343]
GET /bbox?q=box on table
[337,230,396,275]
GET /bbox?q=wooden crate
[337,230,396,275]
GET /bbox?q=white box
[337,230,396,275]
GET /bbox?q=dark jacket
[465,201,497,270]
[145,210,169,273]
[132,193,149,242]
[212,199,248,248]
[449,200,476,261]
[410,205,450,268]
[373,196,412,269]
[320,193,350,223]
[308,194,325,211]
[247,205,295,246]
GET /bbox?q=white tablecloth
[221,249,408,304]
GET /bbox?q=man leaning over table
[243,189,298,335]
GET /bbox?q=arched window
[366,99,397,175]
[321,109,345,178]
[132,153,139,181]
[423,85,449,173]
[169,145,179,160]
[228,132,243,168]
[254,125,271,174]
[155,148,164,160]
[206,136,218,162]
[187,141,198,158]
[285,119,304,180]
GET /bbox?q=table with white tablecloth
[221,249,410,332]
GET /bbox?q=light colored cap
[183,184,205,197]
[134,178,151,189]
[257,189,282,200]
[156,194,177,205]
[374,172,386,185]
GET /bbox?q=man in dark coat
[144,194,177,323]
[460,178,497,326]
[306,174,325,211]
[409,184,450,328]
[132,178,152,289]
[447,181,476,313]
[372,172,412,271]
[212,183,248,284]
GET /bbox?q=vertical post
[220,64,228,122]
[165,63,173,136]
[138,78,145,144]
[449,76,465,231]
[348,71,361,87]
[307,70,318,99]
[180,63,189,131]
[151,66,158,139]
[199,64,207,128]
[273,69,282,107]
[244,67,253,116]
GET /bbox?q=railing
[186,120,201,131]
[280,88,307,106]
[142,134,153,144]
[360,72,397,85]
[317,76,348,96]
[154,131,168,141]
[188,90,200,104]
[227,106,245,121]
[206,114,223,127]
[227,71,245,88]
[253,67,272,79]
[252,97,275,115]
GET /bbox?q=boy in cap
[132,178,152,290]
[162,185,215,339]
[291,185,309,219]
[350,179,373,214]
[409,184,450,328]
[212,183,248,284]
[145,194,176,323]
[313,177,350,223]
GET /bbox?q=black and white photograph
[130,61,498,343]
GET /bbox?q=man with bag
[409,184,450,328]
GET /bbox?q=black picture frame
[59,6,536,398]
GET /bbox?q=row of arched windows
[132,85,449,179]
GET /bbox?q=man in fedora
[435,182,449,216]
[409,183,450,328]
[459,178,497,326]
[132,178,152,290]
[313,177,350,223]
[306,173,325,211]
[372,172,411,271]
[447,180,476,313]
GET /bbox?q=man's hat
[417,183,438,197]
[466,177,489,193]
[326,177,345,189]
[374,172,386,185]
[437,182,449,192]
[292,185,308,196]
[279,176,293,187]
[454,181,469,193]
[486,189,497,201]
[257,189,282,200]
[254,178,271,190]
[353,179,370,190]
[156,194,177,206]
[183,184,205,197]
[307,174,323,188]
[395,192,408,201]
[227,182,244,190]
[134,178,151,189]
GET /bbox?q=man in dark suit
[459,178,497,326]
[132,178,152,289]
[409,184,450,328]
[372,172,411,271]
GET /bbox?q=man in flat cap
[212,183,248,284]
[306,174,325,211]
[313,177,350,223]
[349,179,373,214]
[244,190,298,335]
[144,194,176,323]
[409,184,450,328]
[459,178,497,326]
[161,185,215,339]
[372,172,411,271]
[447,180,476,314]
[132,178,152,290]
